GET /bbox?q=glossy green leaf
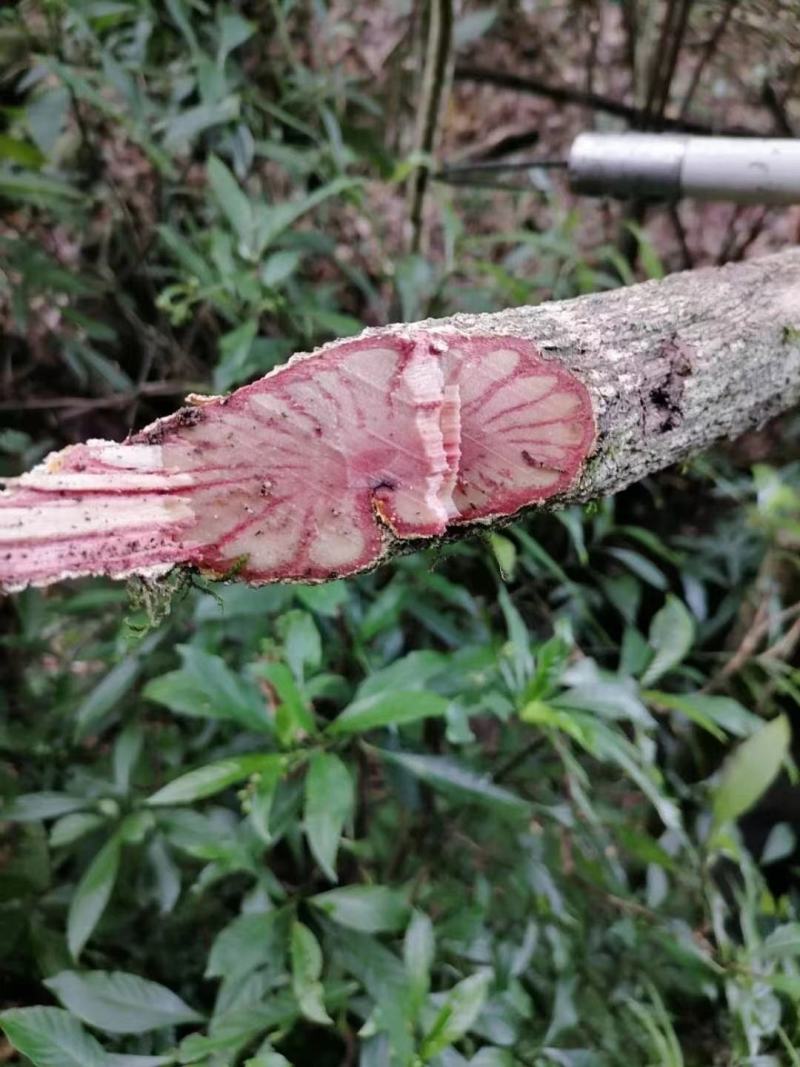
[147,753,283,806]
[0,792,87,822]
[420,971,492,1059]
[713,715,791,826]
[161,96,240,150]
[255,660,315,744]
[404,909,434,1006]
[606,547,668,590]
[0,1007,110,1067]
[205,907,290,983]
[144,646,270,733]
[290,921,332,1025]
[67,834,121,960]
[329,691,449,735]
[310,885,409,934]
[304,751,354,882]
[641,596,695,685]
[214,319,258,392]
[377,750,530,817]
[643,690,758,739]
[355,651,447,700]
[45,970,203,1033]
[278,609,322,682]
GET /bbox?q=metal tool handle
[568,132,800,205]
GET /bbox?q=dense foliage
[2,3,800,1066]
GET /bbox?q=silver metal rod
[568,133,800,205]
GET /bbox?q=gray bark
[411,248,800,508]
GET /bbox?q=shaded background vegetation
[2,1,800,1064]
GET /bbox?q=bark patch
[642,337,694,435]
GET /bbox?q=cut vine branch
[1,250,799,593]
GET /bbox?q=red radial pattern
[0,331,594,591]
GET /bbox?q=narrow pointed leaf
[641,595,695,685]
[304,751,354,881]
[147,753,284,806]
[329,691,449,735]
[67,834,121,960]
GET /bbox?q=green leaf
[304,751,354,882]
[259,176,361,247]
[404,910,434,1006]
[761,822,795,865]
[256,661,315,744]
[606,547,668,590]
[245,1053,293,1067]
[213,319,258,392]
[157,223,214,284]
[520,700,593,745]
[713,715,791,826]
[488,533,517,580]
[290,921,332,1025]
[45,970,203,1034]
[295,581,349,617]
[249,758,285,844]
[0,1007,110,1067]
[377,751,530,817]
[107,1056,175,1066]
[0,168,82,205]
[67,834,121,960]
[420,971,492,1060]
[498,585,533,689]
[761,923,800,957]
[554,662,652,726]
[310,885,409,934]
[643,690,759,739]
[217,12,255,61]
[206,908,290,983]
[50,813,105,849]
[260,249,302,288]
[144,646,270,733]
[147,753,284,806]
[74,634,160,737]
[0,792,87,822]
[278,610,322,682]
[641,595,695,685]
[470,1051,514,1067]
[329,691,449,735]
[113,725,144,793]
[26,87,70,156]
[356,652,446,700]
[161,96,240,151]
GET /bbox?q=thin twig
[494,735,548,782]
[454,65,742,134]
[0,381,195,414]
[704,600,800,692]
[641,0,685,127]
[408,0,455,255]
[652,0,694,126]
[761,79,796,136]
[669,203,693,269]
[678,0,737,119]
[758,615,800,665]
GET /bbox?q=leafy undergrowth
[4,460,800,1067]
[2,2,800,1066]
